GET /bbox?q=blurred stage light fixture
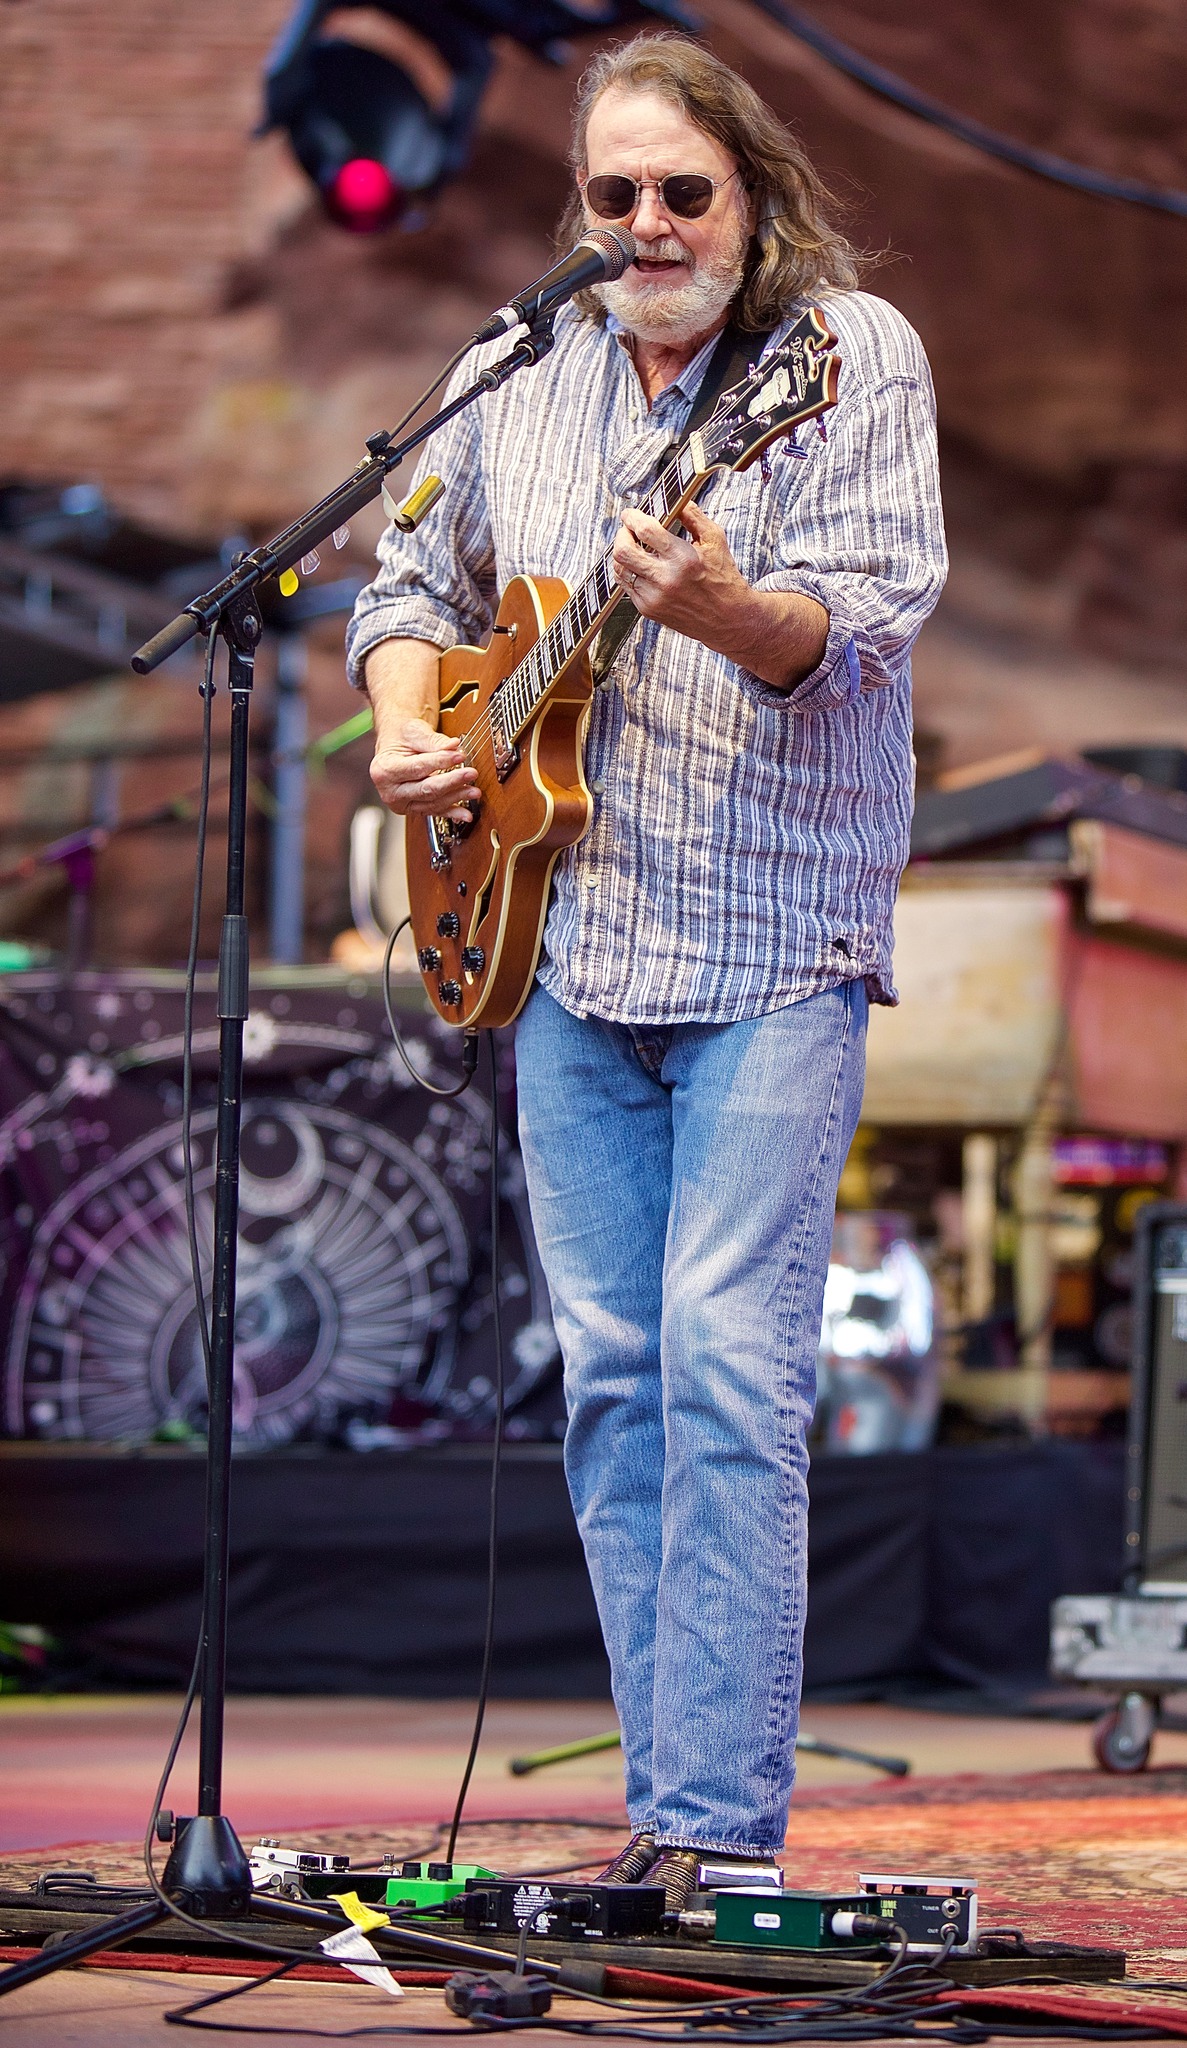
[262,0,699,232]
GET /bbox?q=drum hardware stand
[0,311,557,2004]
[508,1729,911,1779]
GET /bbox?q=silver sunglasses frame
[579,168,741,222]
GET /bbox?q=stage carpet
[3,1768,1185,1983]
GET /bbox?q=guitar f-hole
[470,836,500,939]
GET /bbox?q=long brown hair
[556,34,860,332]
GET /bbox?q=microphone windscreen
[578,225,637,279]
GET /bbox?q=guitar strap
[590,318,778,685]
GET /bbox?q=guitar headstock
[703,306,840,474]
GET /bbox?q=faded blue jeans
[515,978,868,1854]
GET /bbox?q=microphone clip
[518,311,558,362]
[477,313,556,392]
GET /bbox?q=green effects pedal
[714,1889,895,1951]
[385,1862,498,1910]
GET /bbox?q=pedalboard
[250,1841,976,1960]
[463,1879,667,1941]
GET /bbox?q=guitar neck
[495,430,714,744]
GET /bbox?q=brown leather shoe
[646,1847,701,1912]
[593,1831,658,1885]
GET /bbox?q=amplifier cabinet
[1127,1204,1187,1592]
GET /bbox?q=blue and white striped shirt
[346,290,947,1023]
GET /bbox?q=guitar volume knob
[461,947,485,974]
[436,912,461,938]
[417,946,441,973]
[438,980,463,1007]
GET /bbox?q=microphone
[473,226,637,343]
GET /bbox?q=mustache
[630,237,691,267]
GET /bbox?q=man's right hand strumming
[364,638,481,823]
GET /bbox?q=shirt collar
[605,313,725,408]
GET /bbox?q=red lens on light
[325,158,402,232]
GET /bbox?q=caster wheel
[1092,1699,1153,1773]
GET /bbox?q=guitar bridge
[489,701,519,782]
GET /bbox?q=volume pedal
[461,947,485,974]
[438,980,463,1007]
[417,947,441,973]
[436,912,461,939]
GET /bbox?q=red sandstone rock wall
[0,1,1184,961]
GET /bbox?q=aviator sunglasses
[582,169,740,222]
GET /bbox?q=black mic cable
[473,224,637,342]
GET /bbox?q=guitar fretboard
[491,434,712,743]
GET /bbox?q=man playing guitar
[349,34,946,1908]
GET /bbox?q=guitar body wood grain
[405,573,593,1028]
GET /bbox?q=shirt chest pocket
[701,467,786,581]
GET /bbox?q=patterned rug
[4,1769,1185,1983]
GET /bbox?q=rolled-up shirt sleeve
[737,359,948,714]
[344,386,498,690]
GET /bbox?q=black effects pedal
[463,1879,666,1941]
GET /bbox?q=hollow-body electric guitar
[406,305,841,1028]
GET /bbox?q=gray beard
[593,225,748,345]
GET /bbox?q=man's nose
[631,183,672,241]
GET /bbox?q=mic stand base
[162,1815,253,1919]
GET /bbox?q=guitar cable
[380,912,507,1860]
[381,914,479,1098]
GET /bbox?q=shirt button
[591,778,605,794]
[585,875,597,890]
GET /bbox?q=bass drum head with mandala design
[8,1099,472,1447]
[1,982,561,1447]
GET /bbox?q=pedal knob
[417,946,441,973]
[438,979,463,1007]
[436,912,461,939]
[461,947,485,974]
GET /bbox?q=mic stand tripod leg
[0,1901,171,1997]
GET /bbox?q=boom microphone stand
[149,313,559,1912]
[0,314,557,2000]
